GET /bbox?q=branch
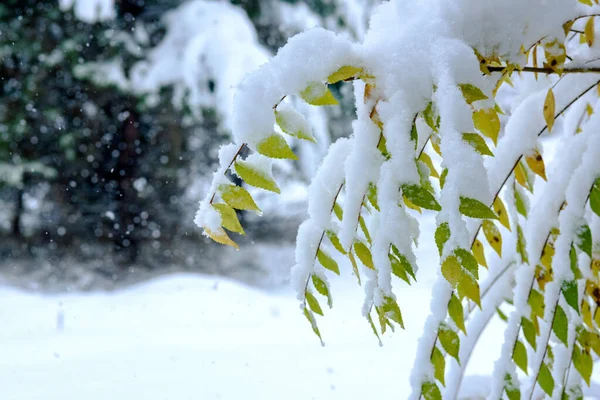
[487,65,600,74]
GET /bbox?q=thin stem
[487,65,600,74]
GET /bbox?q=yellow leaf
[544,88,556,132]
[354,242,375,270]
[493,197,511,231]
[275,107,316,142]
[431,134,442,156]
[219,184,260,212]
[472,239,488,268]
[442,255,461,288]
[204,227,239,250]
[327,65,363,84]
[419,152,439,178]
[300,82,338,106]
[458,83,488,105]
[525,149,547,181]
[403,195,422,213]
[540,243,555,270]
[482,220,502,257]
[256,134,298,160]
[458,270,481,307]
[583,300,593,329]
[212,203,244,235]
[473,108,500,145]
[234,160,280,193]
[585,16,595,47]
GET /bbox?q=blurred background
[0,0,379,290]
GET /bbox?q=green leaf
[528,289,545,319]
[326,230,346,255]
[458,270,481,307]
[576,224,592,258]
[422,382,442,400]
[462,132,493,156]
[590,177,600,217]
[327,65,363,84]
[305,291,323,316]
[311,274,332,307]
[459,197,498,219]
[442,255,461,288]
[439,325,460,363]
[303,308,323,344]
[256,134,298,160]
[402,184,441,211]
[459,83,488,104]
[573,346,593,386]
[300,81,338,106]
[515,187,528,218]
[439,168,448,189]
[367,183,379,211]
[553,305,569,346]
[317,249,340,275]
[419,152,439,178]
[497,307,508,322]
[562,280,579,314]
[366,313,382,344]
[538,362,555,396]
[431,346,446,386]
[348,251,361,285]
[521,317,537,350]
[383,296,404,328]
[504,373,521,400]
[454,248,479,280]
[219,184,260,212]
[435,223,451,256]
[390,253,410,284]
[482,220,502,257]
[473,108,500,145]
[212,203,244,234]
[359,215,372,244]
[423,102,437,132]
[448,294,466,333]
[513,340,529,374]
[391,246,416,279]
[570,245,581,279]
[517,225,529,263]
[234,160,280,193]
[275,108,316,142]
[333,202,343,220]
[354,242,374,270]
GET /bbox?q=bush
[197,1,600,398]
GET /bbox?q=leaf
[219,184,260,212]
[576,224,592,258]
[562,280,579,314]
[472,239,488,268]
[521,317,537,350]
[504,374,521,400]
[317,249,340,275]
[462,133,493,156]
[359,215,371,244]
[538,362,555,396]
[454,248,479,280]
[327,65,363,84]
[391,245,416,279]
[256,134,298,160]
[212,203,244,235]
[204,227,239,250]
[305,291,324,316]
[439,168,448,189]
[513,340,528,374]
[448,294,466,333]
[442,255,461,288]
[573,346,593,386]
[383,296,404,328]
[354,242,374,270]
[493,197,511,231]
[300,81,338,106]
[431,346,446,386]
[419,152,439,178]
[303,308,323,344]
[275,108,316,142]
[403,196,422,213]
[348,251,361,285]
[234,160,280,193]
[389,253,410,284]
[402,184,441,211]
[439,325,460,363]
[459,197,499,219]
[422,382,442,400]
[423,102,437,132]
[311,274,332,307]
[590,178,600,217]
[482,220,502,257]
[366,313,382,345]
[514,187,528,218]
[585,16,595,47]
[333,202,343,220]
[473,108,500,145]
[517,225,529,263]
[525,150,547,180]
[326,230,346,255]
[458,270,481,307]
[528,289,545,319]
[582,300,593,329]
[497,307,508,322]
[515,162,530,191]
[367,183,379,211]
[459,83,488,104]
[553,305,569,346]
[544,88,556,132]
